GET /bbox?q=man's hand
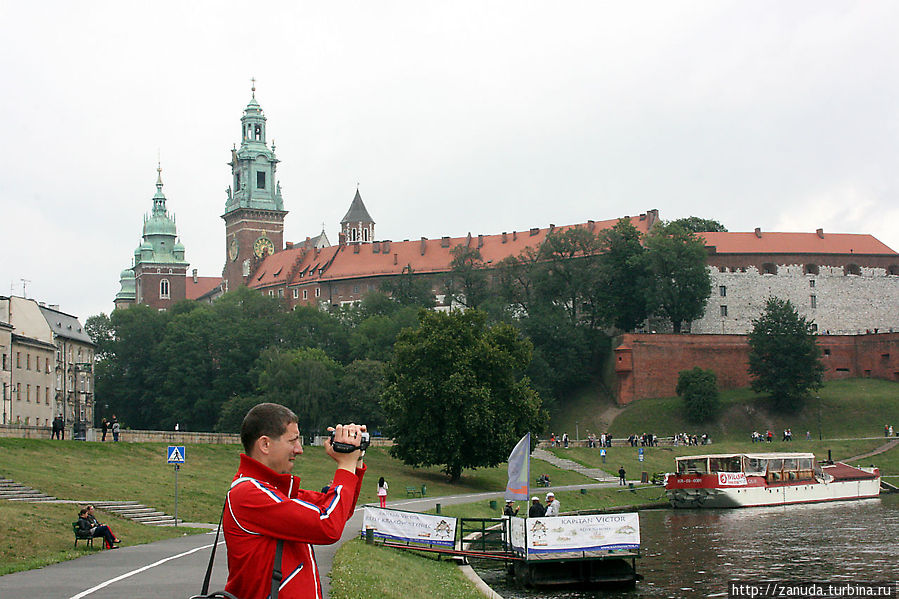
[325,423,367,472]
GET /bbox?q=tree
[748,297,825,412]
[444,245,489,309]
[256,347,342,437]
[534,226,605,329]
[644,222,712,333]
[382,310,546,481]
[595,219,651,332]
[669,216,728,233]
[334,359,388,433]
[675,367,721,423]
[380,266,436,308]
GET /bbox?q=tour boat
[665,452,881,508]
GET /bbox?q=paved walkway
[844,438,899,463]
[532,447,617,481]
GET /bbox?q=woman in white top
[377,476,388,508]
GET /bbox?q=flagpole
[526,432,531,501]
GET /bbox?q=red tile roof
[700,232,897,256]
[186,276,223,300]
[250,212,660,289]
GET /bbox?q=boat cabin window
[743,457,766,476]
[677,458,708,474]
[708,456,742,472]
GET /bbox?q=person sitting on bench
[85,505,121,545]
[76,508,118,549]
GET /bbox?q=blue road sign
[167,446,186,464]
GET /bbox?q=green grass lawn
[330,539,484,599]
[0,439,594,524]
[549,438,898,478]
[0,501,205,576]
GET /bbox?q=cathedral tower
[116,164,189,310]
[221,82,287,291]
[340,188,375,243]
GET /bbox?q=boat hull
[667,476,880,508]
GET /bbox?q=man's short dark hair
[241,403,298,454]
[79,508,88,516]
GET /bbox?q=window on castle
[16,352,20,368]
[160,279,170,299]
[350,229,358,242]
[293,289,299,299]
[26,354,30,370]
[810,279,815,288]
[719,286,726,297]
[278,289,284,298]
[762,263,777,275]
[889,265,899,276]
[268,290,274,297]
[315,287,321,298]
[363,228,370,242]
[804,264,819,275]
[302,289,308,300]
[257,171,266,189]
[845,263,861,276]
[255,124,262,140]
[720,305,728,317]
[810,295,817,309]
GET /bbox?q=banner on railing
[361,506,457,547]
[523,512,640,554]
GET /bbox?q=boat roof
[675,452,816,461]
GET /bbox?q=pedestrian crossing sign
[167,446,186,464]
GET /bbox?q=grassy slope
[0,502,205,576]
[0,441,594,524]
[552,378,899,442]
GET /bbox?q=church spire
[152,161,166,215]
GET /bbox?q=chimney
[305,236,312,249]
[549,224,555,233]
[588,220,595,232]
[816,228,824,239]
[192,269,198,283]
[314,248,320,258]
[477,234,484,248]
[353,243,360,254]
[754,227,762,238]
[338,232,346,246]
[466,232,472,247]
[502,232,507,244]
[285,241,293,249]
[529,227,539,236]
[513,230,517,241]
[639,213,646,221]
[420,237,427,256]
[441,236,450,248]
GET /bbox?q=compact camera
[328,429,370,453]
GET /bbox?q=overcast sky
[2,1,898,321]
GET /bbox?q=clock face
[254,236,275,258]
[229,238,239,262]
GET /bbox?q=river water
[472,493,899,598]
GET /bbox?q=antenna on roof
[20,278,31,297]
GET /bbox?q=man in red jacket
[224,403,366,599]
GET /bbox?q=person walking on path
[618,466,627,486]
[223,402,366,599]
[101,418,109,442]
[377,476,389,508]
[52,415,63,440]
[111,416,120,442]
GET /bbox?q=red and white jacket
[224,453,365,599]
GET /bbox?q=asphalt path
[0,482,623,599]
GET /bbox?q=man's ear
[254,435,272,457]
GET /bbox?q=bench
[535,477,551,487]
[73,522,94,548]
[405,486,422,498]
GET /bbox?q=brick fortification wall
[613,332,899,404]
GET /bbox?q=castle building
[113,85,899,342]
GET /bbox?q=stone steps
[0,479,180,526]
[532,448,617,482]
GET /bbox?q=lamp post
[817,395,822,441]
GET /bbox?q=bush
[676,367,720,423]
